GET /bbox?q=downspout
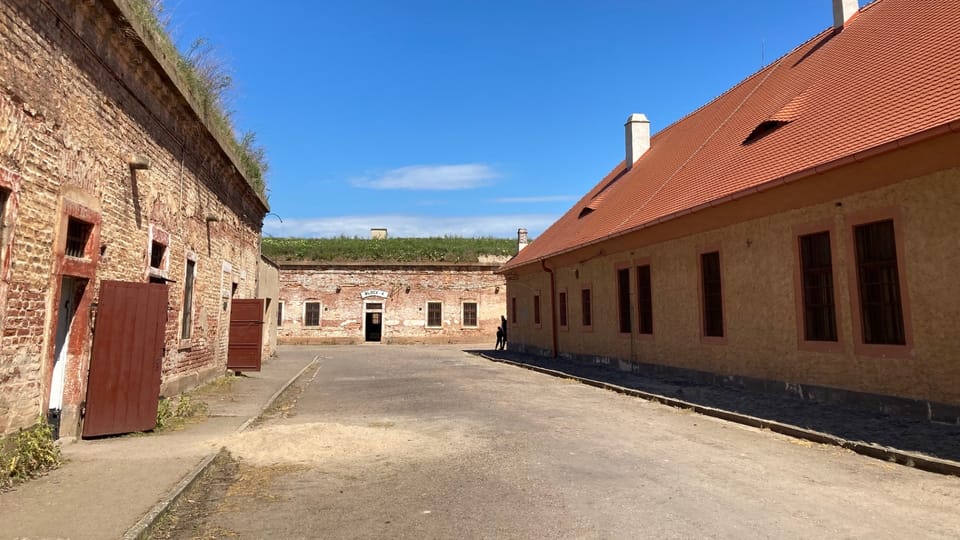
[541,259,558,358]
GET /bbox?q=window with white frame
[462,302,478,327]
[426,301,442,327]
[277,301,284,327]
[304,301,321,327]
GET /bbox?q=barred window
[463,302,478,327]
[304,302,321,327]
[855,220,904,345]
[427,302,442,327]
[65,218,92,258]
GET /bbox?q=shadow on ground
[467,349,960,463]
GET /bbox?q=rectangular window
[65,218,92,258]
[581,288,592,327]
[181,259,196,339]
[799,231,837,341]
[150,240,166,269]
[617,268,631,334]
[558,291,568,328]
[855,220,905,345]
[427,301,442,327]
[463,302,478,327]
[304,302,321,327]
[701,251,724,337]
[533,294,541,325]
[0,188,8,265]
[277,302,284,327]
[511,297,517,324]
[636,265,653,335]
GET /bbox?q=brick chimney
[833,0,858,29]
[625,113,650,169]
[517,228,528,252]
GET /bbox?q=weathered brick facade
[278,262,506,345]
[0,0,267,437]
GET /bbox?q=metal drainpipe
[541,259,558,358]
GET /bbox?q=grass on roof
[262,237,517,263]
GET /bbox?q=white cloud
[492,195,577,204]
[263,214,558,239]
[349,164,499,190]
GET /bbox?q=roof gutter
[541,259,558,358]
[500,118,960,272]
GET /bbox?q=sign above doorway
[360,289,389,299]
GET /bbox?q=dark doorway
[365,311,382,342]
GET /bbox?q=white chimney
[625,113,650,169]
[517,228,528,252]
[833,0,858,29]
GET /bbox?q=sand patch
[222,420,479,467]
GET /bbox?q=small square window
[65,218,92,258]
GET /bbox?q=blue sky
[168,1,852,239]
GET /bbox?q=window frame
[180,255,197,342]
[698,247,726,344]
[557,288,568,331]
[303,301,321,327]
[580,285,593,331]
[277,301,284,327]
[635,259,654,337]
[533,291,542,328]
[146,224,170,281]
[426,301,443,328]
[616,264,632,336]
[462,301,478,328]
[846,208,913,357]
[792,221,843,353]
[510,296,517,326]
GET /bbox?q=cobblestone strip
[479,353,960,478]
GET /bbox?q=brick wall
[0,0,266,437]
[278,263,506,344]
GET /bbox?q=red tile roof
[501,0,960,272]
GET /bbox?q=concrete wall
[279,263,506,344]
[506,137,960,408]
[0,0,266,437]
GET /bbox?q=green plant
[155,395,209,432]
[0,417,62,489]
[261,236,520,263]
[128,0,269,199]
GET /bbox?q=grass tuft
[0,417,62,489]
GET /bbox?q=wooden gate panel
[228,298,264,371]
[82,281,168,438]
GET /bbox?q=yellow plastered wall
[508,165,960,405]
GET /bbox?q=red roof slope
[502,0,960,271]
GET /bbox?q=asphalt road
[158,345,960,539]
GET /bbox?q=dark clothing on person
[495,327,504,350]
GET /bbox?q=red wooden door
[83,281,168,437]
[228,298,264,371]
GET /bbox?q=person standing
[495,326,504,351]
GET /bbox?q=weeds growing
[0,417,62,489]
